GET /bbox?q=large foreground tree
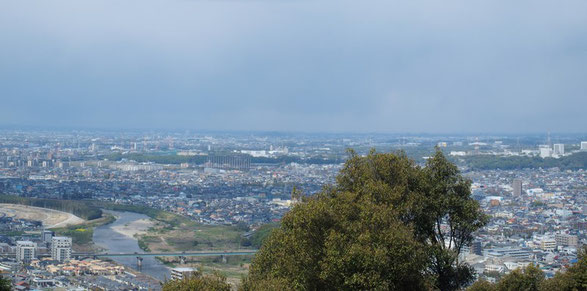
[243,149,487,291]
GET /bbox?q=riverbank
[0,203,85,228]
[93,210,171,281]
[51,213,116,252]
[0,195,102,220]
[107,212,154,239]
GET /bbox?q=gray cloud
[0,0,585,133]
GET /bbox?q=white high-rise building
[553,144,565,156]
[581,141,587,151]
[16,241,37,263]
[539,146,552,158]
[51,236,72,262]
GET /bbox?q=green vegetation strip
[52,213,116,245]
[91,201,192,227]
[462,151,586,170]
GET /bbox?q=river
[93,210,171,281]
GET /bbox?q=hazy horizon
[2,124,587,138]
[1,0,586,133]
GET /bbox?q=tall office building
[553,144,565,156]
[581,141,587,151]
[513,179,523,196]
[16,241,37,264]
[51,236,72,262]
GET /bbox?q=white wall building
[171,267,197,281]
[555,233,578,247]
[485,264,505,273]
[526,188,544,196]
[240,150,268,157]
[16,241,37,263]
[539,146,552,158]
[553,144,565,156]
[51,236,72,262]
[540,238,557,252]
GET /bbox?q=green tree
[540,245,587,291]
[466,247,587,291]
[0,275,11,291]
[496,263,544,291]
[467,279,495,291]
[249,222,279,249]
[243,149,487,291]
[539,272,577,291]
[240,276,293,291]
[162,271,231,291]
[567,246,587,290]
[423,150,488,290]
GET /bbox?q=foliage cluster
[468,248,587,291]
[463,152,587,171]
[0,275,10,291]
[243,149,488,291]
[52,213,115,245]
[247,222,279,249]
[162,271,231,291]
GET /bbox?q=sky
[0,0,586,134]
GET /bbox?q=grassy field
[98,201,251,252]
[137,218,247,252]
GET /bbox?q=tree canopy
[162,271,231,291]
[467,248,587,291]
[0,275,10,291]
[243,149,488,291]
[462,151,587,171]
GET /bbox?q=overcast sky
[0,0,585,133]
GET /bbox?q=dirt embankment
[0,203,85,228]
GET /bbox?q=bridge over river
[4,249,258,273]
[71,249,258,270]
[73,250,258,258]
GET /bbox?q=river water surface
[93,210,171,281]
